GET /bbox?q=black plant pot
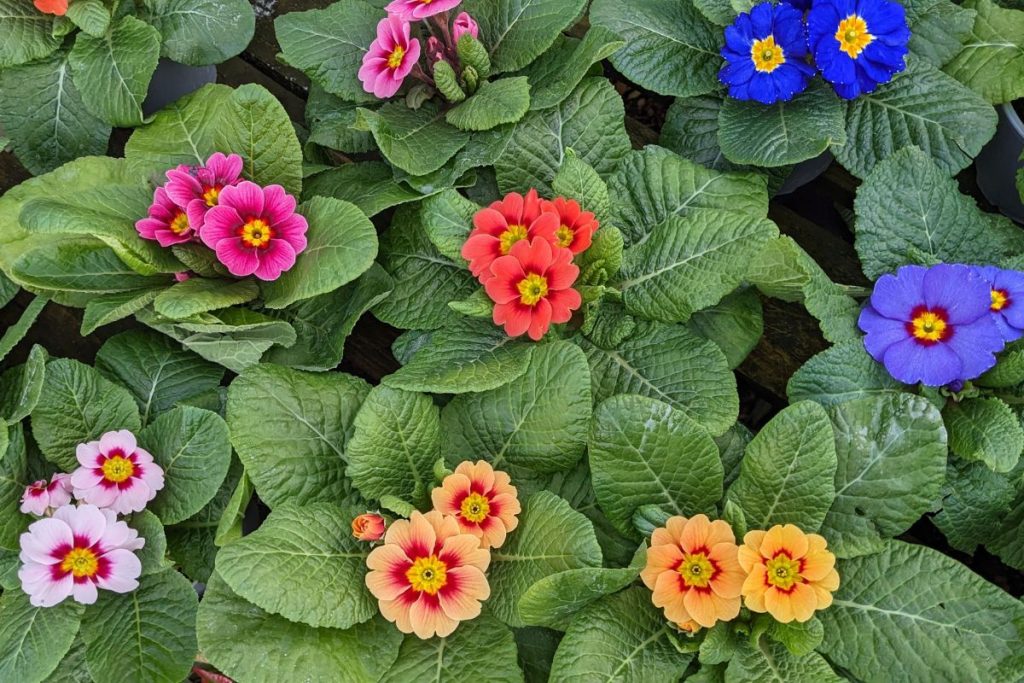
[142,59,218,117]
[976,103,1024,224]
[775,150,834,196]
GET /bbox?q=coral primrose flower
[136,186,196,247]
[972,266,1024,343]
[386,0,462,21]
[462,189,559,281]
[807,0,910,99]
[200,181,309,281]
[640,515,746,630]
[719,2,815,104]
[452,12,480,41]
[365,510,490,639]
[70,430,165,515]
[738,524,840,623]
[353,513,387,542]
[19,504,144,607]
[164,153,244,232]
[858,264,1005,386]
[484,237,582,341]
[431,460,521,549]
[33,0,67,15]
[359,16,422,99]
[543,197,599,255]
[20,473,73,516]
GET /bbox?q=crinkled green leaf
[552,150,612,225]
[905,0,977,68]
[356,102,470,177]
[934,461,1016,553]
[304,84,375,154]
[421,188,479,263]
[985,488,1024,570]
[81,287,164,336]
[128,510,168,577]
[518,567,640,630]
[10,239,168,294]
[0,424,25,551]
[725,639,841,682]
[141,0,254,66]
[154,278,258,319]
[462,0,586,73]
[944,0,1024,103]
[788,340,903,407]
[0,295,44,366]
[518,28,625,111]
[303,162,426,217]
[382,614,521,682]
[0,591,81,683]
[0,344,46,424]
[945,396,1024,472]
[686,288,763,369]
[65,0,109,37]
[446,77,531,131]
[0,0,62,67]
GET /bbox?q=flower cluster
[462,190,597,340]
[859,264,1024,387]
[17,430,165,607]
[359,0,480,100]
[720,0,910,103]
[136,152,308,281]
[642,515,839,630]
[361,460,521,639]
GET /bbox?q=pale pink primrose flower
[200,181,308,281]
[71,430,164,515]
[18,504,144,607]
[359,16,422,99]
[135,186,196,247]
[453,12,479,41]
[20,473,73,516]
[164,152,244,232]
[386,0,462,20]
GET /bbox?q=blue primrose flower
[973,266,1024,342]
[807,0,911,99]
[858,264,1006,387]
[719,2,815,105]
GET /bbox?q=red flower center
[906,306,952,346]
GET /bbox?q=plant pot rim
[1000,101,1024,139]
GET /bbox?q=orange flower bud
[352,513,386,542]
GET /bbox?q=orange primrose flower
[738,524,840,623]
[352,512,386,542]
[365,510,490,639]
[431,460,521,549]
[543,197,599,254]
[34,0,67,15]
[641,514,746,630]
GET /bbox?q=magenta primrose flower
[20,473,72,516]
[359,16,422,99]
[385,0,462,21]
[135,186,196,247]
[453,12,479,41]
[19,504,144,607]
[70,430,164,515]
[200,181,308,281]
[164,152,244,232]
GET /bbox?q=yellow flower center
[60,547,99,578]
[460,493,491,523]
[169,212,190,235]
[991,289,1010,312]
[909,309,949,343]
[240,218,274,249]
[406,555,448,595]
[499,224,528,254]
[835,15,874,59]
[556,225,574,248]
[751,35,786,73]
[765,553,803,591]
[101,455,135,484]
[203,185,222,208]
[387,46,406,69]
[677,552,715,588]
[517,273,549,306]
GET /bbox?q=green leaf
[356,102,471,177]
[347,385,440,508]
[945,397,1024,472]
[489,491,602,627]
[10,239,168,294]
[129,510,169,576]
[31,358,141,471]
[216,502,375,629]
[81,287,164,336]
[590,0,722,97]
[552,150,612,224]
[853,146,1024,279]
[944,0,1024,103]
[821,394,947,557]
[81,569,197,683]
[274,0,381,103]
[549,587,693,682]
[905,0,977,68]
[40,634,88,683]
[420,189,480,263]
[0,344,46,424]
[0,0,62,67]
[607,145,769,246]
[719,80,847,167]
[660,94,736,171]
[303,162,426,217]
[261,197,378,309]
[0,295,44,366]
[579,321,739,436]
[226,364,368,508]
[589,395,723,537]
[163,459,241,582]
[0,592,81,683]
[0,47,109,174]
[984,488,1024,570]
[304,84,375,154]
[384,317,535,394]
[618,212,778,322]
[978,340,1024,387]
[141,0,254,66]
[819,540,1024,682]
[765,616,825,657]
[462,0,587,73]
[0,424,26,551]
[69,16,160,127]
[933,461,1016,553]
[199,572,402,682]
[442,341,591,474]
[518,567,640,630]
[214,466,251,548]
[518,28,625,111]
[788,340,904,407]
[382,614,522,682]
[686,288,763,369]
[215,83,303,196]
[446,77,531,131]
[495,78,631,196]
[839,56,997,178]
[151,278,257,320]
[65,0,110,37]
[693,0,738,25]
[725,638,841,683]
[727,401,838,531]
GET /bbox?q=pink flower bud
[427,36,445,64]
[453,12,479,42]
